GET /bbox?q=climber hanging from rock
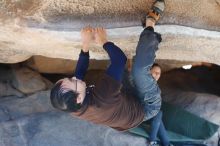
[50,0,173,145]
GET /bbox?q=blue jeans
[131,27,170,145]
[131,27,162,120]
[150,111,170,146]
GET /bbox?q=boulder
[0,64,24,98]
[11,67,51,94]
[0,82,24,98]
[0,91,53,121]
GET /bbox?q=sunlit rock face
[1,0,220,30]
[0,0,220,64]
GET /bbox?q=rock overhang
[0,24,220,65]
[0,0,220,65]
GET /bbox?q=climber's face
[151,66,161,81]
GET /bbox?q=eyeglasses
[75,79,78,92]
[70,78,78,93]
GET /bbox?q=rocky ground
[0,64,220,146]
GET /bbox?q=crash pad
[129,102,219,143]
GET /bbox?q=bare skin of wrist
[82,45,89,52]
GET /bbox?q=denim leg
[131,28,162,120]
[149,111,170,146]
[158,120,170,146]
[149,111,163,142]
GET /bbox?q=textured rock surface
[1,0,220,30]
[0,0,220,64]
[25,56,110,74]
[1,25,220,64]
[0,82,23,98]
[11,67,51,94]
[0,64,52,97]
[0,64,24,97]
